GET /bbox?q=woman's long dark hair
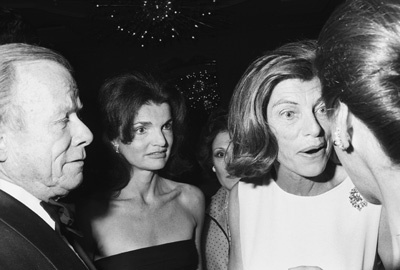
[98,71,188,197]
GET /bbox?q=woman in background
[197,109,239,270]
[78,71,204,270]
[227,40,382,270]
[317,0,400,268]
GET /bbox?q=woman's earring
[212,166,216,173]
[112,142,120,153]
[333,128,347,151]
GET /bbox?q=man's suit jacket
[0,189,89,270]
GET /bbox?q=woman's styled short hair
[227,40,318,178]
[197,109,228,179]
[317,0,400,165]
[98,71,187,194]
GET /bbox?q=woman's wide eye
[163,121,173,130]
[316,105,327,115]
[214,150,225,158]
[281,110,295,119]
[135,127,146,134]
[315,103,328,120]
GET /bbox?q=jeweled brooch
[349,187,368,211]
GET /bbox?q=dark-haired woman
[197,109,239,270]
[79,71,204,270]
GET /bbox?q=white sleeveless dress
[239,176,381,270]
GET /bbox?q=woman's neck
[117,170,160,201]
[274,161,347,196]
[373,165,400,262]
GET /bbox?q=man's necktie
[40,199,97,270]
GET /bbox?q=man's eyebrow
[76,102,83,111]
[70,89,83,110]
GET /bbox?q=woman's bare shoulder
[163,179,205,212]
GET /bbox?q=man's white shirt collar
[0,178,55,230]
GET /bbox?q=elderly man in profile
[0,43,94,269]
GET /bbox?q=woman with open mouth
[226,40,383,270]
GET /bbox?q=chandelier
[94,0,219,47]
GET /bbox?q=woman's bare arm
[185,184,205,270]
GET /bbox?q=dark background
[1,0,345,195]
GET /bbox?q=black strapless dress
[94,239,198,270]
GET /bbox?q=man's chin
[56,177,83,197]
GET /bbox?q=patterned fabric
[202,187,230,270]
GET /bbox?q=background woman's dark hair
[227,40,318,179]
[197,108,228,180]
[196,108,228,202]
[98,71,187,196]
[317,0,400,165]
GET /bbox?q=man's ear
[0,133,8,162]
[335,102,352,151]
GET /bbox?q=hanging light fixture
[94,0,217,47]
